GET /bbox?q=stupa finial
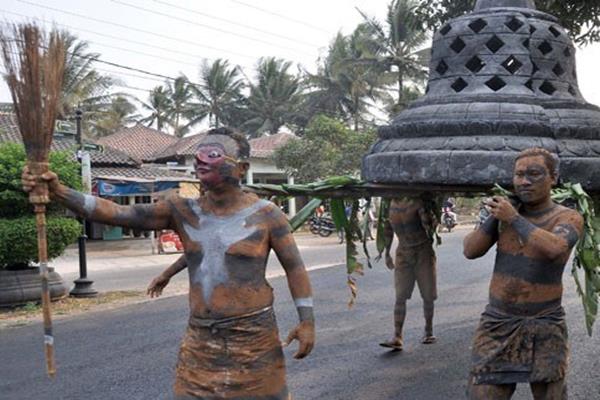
[475,0,536,10]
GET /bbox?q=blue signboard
[97,180,181,196]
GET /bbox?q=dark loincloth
[471,304,568,385]
[174,307,289,400]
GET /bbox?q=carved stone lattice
[362,0,600,193]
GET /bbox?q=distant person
[463,148,583,399]
[380,195,438,351]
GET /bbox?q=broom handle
[34,204,55,377]
[29,161,56,378]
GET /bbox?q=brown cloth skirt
[470,304,568,386]
[174,307,290,400]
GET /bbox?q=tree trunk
[398,69,404,108]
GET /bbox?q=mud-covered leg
[468,378,516,400]
[530,380,567,400]
[422,300,436,344]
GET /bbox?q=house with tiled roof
[97,123,179,163]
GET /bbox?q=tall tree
[139,85,172,131]
[165,76,193,138]
[272,115,376,182]
[59,32,114,120]
[355,0,430,115]
[302,26,386,131]
[187,59,245,129]
[89,96,140,137]
[415,0,600,46]
[242,57,301,138]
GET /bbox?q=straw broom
[0,23,66,377]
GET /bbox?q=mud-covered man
[464,148,583,400]
[23,127,315,399]
[379,195,438,351]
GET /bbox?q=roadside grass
[0,290,145,329]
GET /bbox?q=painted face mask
[194,144,240,188]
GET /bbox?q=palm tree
[139,85,172,131]
[187,59,245,129]
[89,96,140,137]
[165,76,193,138]
[59,32,114,120]
[303,27,385,131]
[242,57,301,138]
[355,0,430,115]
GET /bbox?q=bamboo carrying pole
[0,23,66,378]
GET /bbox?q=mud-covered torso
[169,196,278,319]
[389,198,430,249]
[490,204,580,315]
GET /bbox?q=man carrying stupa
[380,195,438,351]
[463,148,583,400]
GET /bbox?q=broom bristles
[0,22,66,162]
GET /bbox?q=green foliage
[272,115,376,182]
[414,0,600,46]
[0,216,80,268]
[0,143,82,218]
[242,57,302,137]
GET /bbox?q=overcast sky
[2,0,600,118]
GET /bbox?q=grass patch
[0,291,144,328]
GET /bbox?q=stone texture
[362,0,600,193]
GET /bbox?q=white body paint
[182,199,269,304]
[83,194,97,217]
[294,297,314,308]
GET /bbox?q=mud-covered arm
[463,216,499,259]
[147,255,187,298]
[510,211,583,260]
[270,206,315,359]
[270,208,314,323]
[160,255,187,279]
[52,184,172,230]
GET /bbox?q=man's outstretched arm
[23,167,172,230]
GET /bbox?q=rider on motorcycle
[442,197,458,226]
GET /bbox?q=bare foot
[421,334,436,344]
[379,337,403,351]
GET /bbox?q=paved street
[1,230,599,399]
[54,232,352,294]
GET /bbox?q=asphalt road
[2,230,599,400]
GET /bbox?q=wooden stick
[29,161,55,377]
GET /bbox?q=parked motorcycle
[308,216,336,237]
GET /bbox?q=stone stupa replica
[362,0,600,194]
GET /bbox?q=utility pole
[70,108,97,298]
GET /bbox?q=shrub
[0,142,82,218]
[0,216,80,269]
[0,142,82,269]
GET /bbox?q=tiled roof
[92,166,190,180]
[248,132,296,158]
[153,131,296,161]
[0,111,20,141]
[0,112,139,167]
[152,132,207,162]
[97,124,178,162]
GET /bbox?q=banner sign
[96,180,181,196]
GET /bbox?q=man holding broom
[463,148,583,399]
[23,127,315,399]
